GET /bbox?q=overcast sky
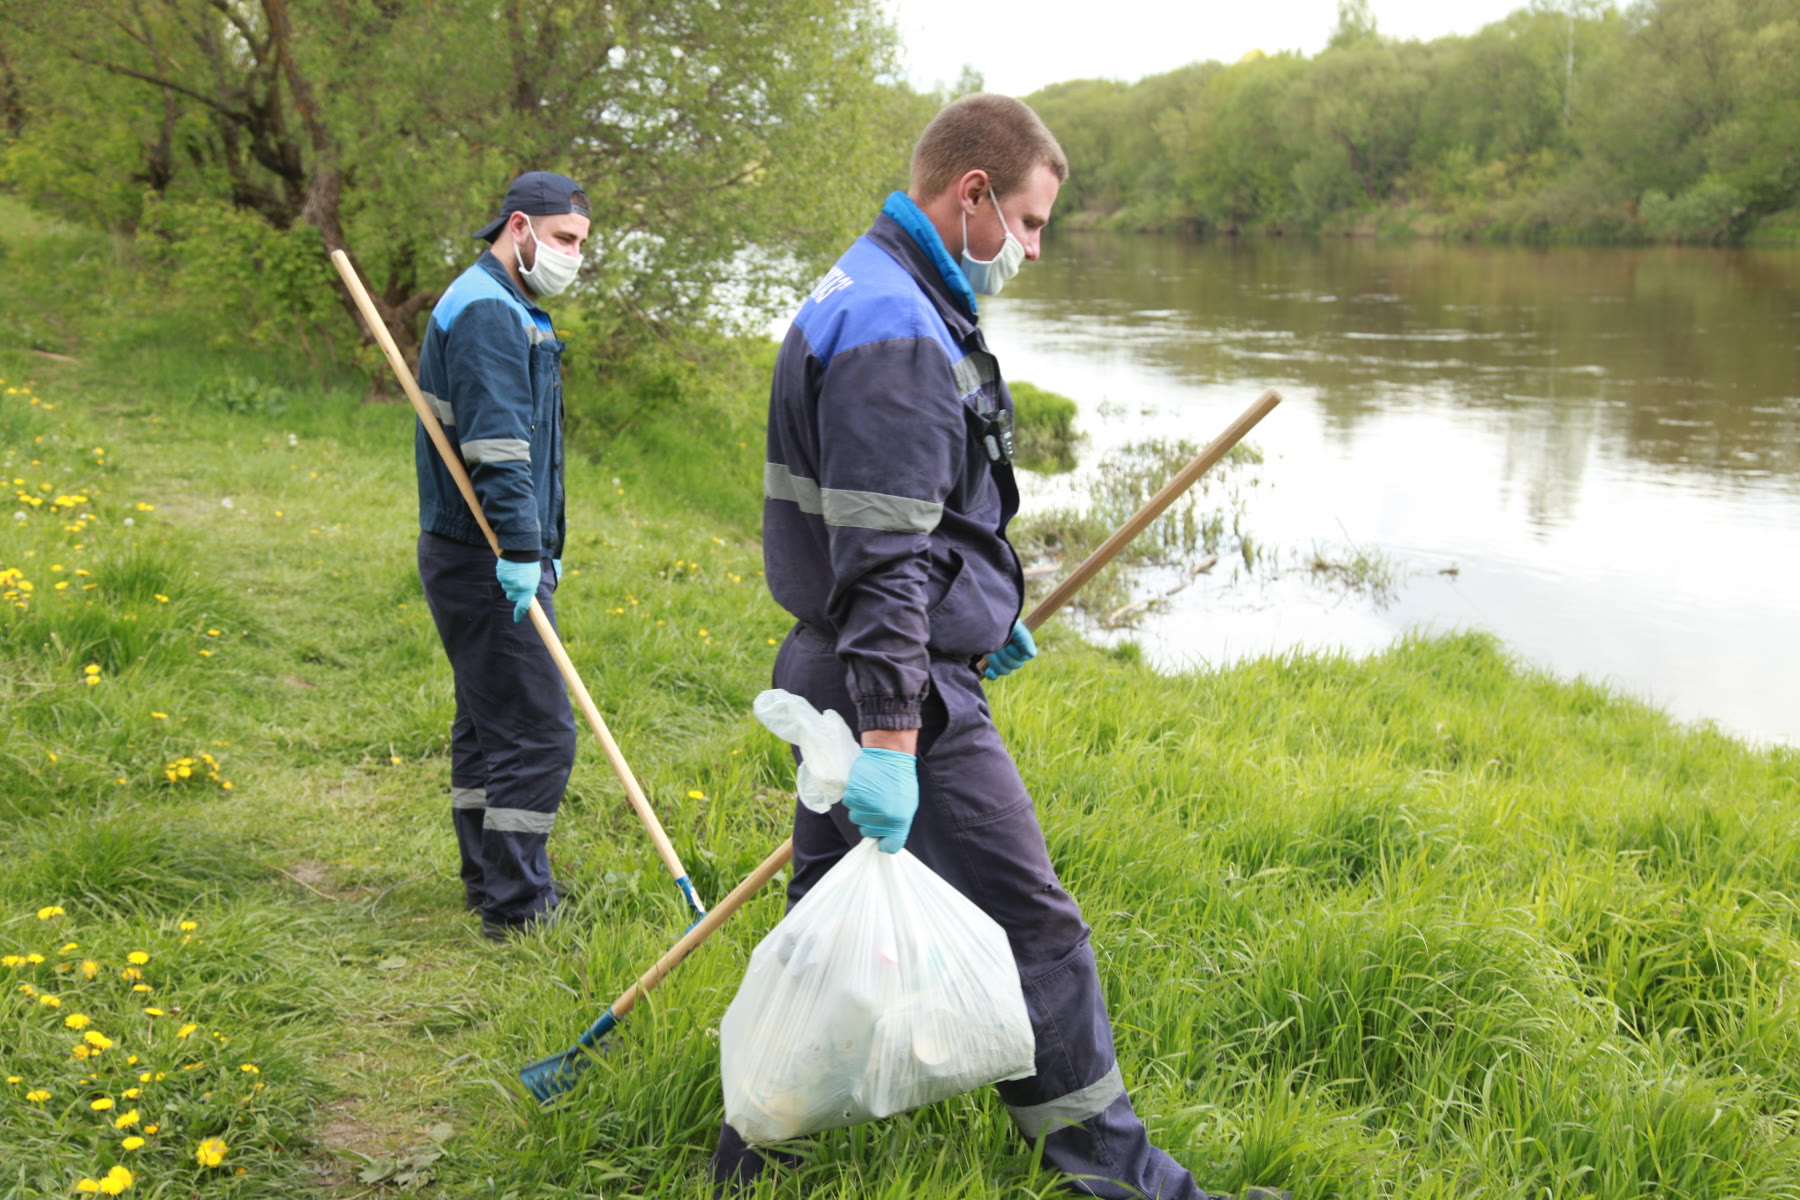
[885,0,1540,97]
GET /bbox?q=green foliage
[1006,380,1079,473]
[1023,0,1800,242]
[0,0,922,371]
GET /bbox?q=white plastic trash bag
[720,690,1037,1146]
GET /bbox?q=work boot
[480,900,564,943]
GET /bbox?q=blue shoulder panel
[431,262,537,334]
[793,236,960,370]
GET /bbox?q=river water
[981,234,1800,749]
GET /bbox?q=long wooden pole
[522,387,1281,1097]
[329,248,705,921]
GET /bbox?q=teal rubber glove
[842,747,918,854]
[495,558,541,623]
[984,618,1037,680]
[553,558,564,583]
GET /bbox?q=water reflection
[983,233,1800,747]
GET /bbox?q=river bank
[4,208,1799,1197]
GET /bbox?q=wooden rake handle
[328,249,702,915]
[611,387,1282,1011]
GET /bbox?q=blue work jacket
[415,251,566,560]
[763,192,1024,730]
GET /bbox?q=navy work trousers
[713,624,1207,1200]
[417,532,575,926]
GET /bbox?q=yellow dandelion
[150,712,166,720]
[35,905,65,919]
[121,1136,145,1150]
[80,960,99,979]
[152,594,168,603]
[4,1075,17,1083]
[72,1043,94,1060]
[195,1136,228,1167]
[143,1007,164,1016]
[114,1108,139,1128]
[143,1123,159,1133]
[131,984,151,994]
[178,921,197,932]
[120,967,141,982]
[85,1031,113,1049]
[38,993,61,1007]
[122,1087,140,1098]
[75,1179,99,1194]
[64,1013,90,1029]
[1,955,21,968]
[90,1096,114,1110]
[83,664,99,676]
[59,942,77,952]
[98,1165,133,1195]
[688,789,705,800]
[238,1063,258,1074]
[125,951,148,965]
[26,1089,49,1102]
[176,1023,197,1038]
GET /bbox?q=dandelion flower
[143,1008,163,1017]
[90,1097,114,1110]
[176,1023,197,1039]
[122,1087,140,1098]
[80,960,99,979]
[121,1136,144,1150]
[142,1123,158,1133]
[1,955,22,968]
[125,951,148,965]
[64,1013,90,1029]
[38,993,61,1007]
[72,1044,94,1060]
[85,1031,113,1050]
[150,712,166,720]
[238,1063,258,1074]
[120,968,141,982]
[59,942,78,953]
[36,905,65,919]
[4,1075,17,1083]
[25,1089,49,1102]
[131,984,151,993]
[178,921,197,932]
[98,1165,133,1194]
[114,1108,139,1128]
[195,1137,228,1167]
[75,1180,99,1194]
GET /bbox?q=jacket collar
[475,248,549,317]
[876,191,979,326]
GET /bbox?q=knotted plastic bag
[720,690,1037,1145]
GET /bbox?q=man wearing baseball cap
[414,171,591,941]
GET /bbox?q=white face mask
[515,215,582,298]
[960,189,1026,296]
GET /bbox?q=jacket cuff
[855,695,924,731]
[498,548,539,563]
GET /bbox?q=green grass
[4,195,1800,1198]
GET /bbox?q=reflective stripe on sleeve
[764,461,822,513]
[765,462,942,534]
[821,487,942,534]
[421,389,455,426]
[461,438,531,464]
[450,786,487,810]
[482,808,556,835]
[1005,1064,1126,1140]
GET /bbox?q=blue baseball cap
[472,171,591,242]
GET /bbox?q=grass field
[4,201,1799,1199]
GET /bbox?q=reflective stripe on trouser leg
[418,532,576,925]
[710,626,1204,1200]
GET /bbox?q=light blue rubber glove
[984,618,1038,680]
[553,558,564,584]
[842,747,918,854]
[495,558,541,623]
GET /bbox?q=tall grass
[4,194,1799,1197]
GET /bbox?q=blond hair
[909,93,1069,199]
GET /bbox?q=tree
[0,0,908,372]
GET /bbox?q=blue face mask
[960,191,1025,296]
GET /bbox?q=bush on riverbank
[6,200,1800,1197]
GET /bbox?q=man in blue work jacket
[719,95,1253,1199]
[415,172,588,942]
